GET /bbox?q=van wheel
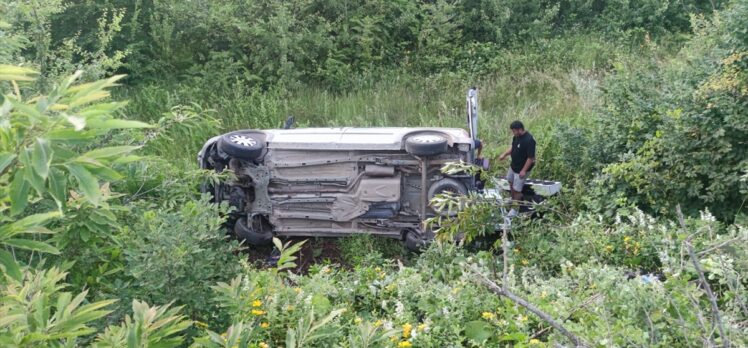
[234,216,273,246]
[428,178,468,216]
[404,230,427,251]
[218,131,265,160]
[405,134,448,156]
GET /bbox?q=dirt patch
[242,237,351,274]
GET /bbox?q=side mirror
[466,87,478,140]
[283,116,295,129]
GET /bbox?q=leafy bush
[117,197,243,324]
[0,65,149,283]
[551,1,748,221]
[93,300,191,348]
[0,267,116,346]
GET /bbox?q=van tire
[404,230,426,251]
[428,178,468,216]
[234,216,273,246]
[405,134,448,156]
[218,131,265,160]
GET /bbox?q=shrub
[118,197,243,324]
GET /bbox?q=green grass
[119,34,669,170]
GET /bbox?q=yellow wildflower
[529,338,541,345]
[417,323,427,332]
[259,343,269,348]
[624,236,632,243]
[518,315,528,322]
[293,287,302,294]
[354,317,363,324]
[251,309,266,316]
[398,341,413,348]
[402,323,413,338]
[604,245,614,253]
[481,312,495,320]
[374,320,382,327]
[540,291,548,299]
[252,300,262,308]
[260,322,269,329]
[521,259,529,266]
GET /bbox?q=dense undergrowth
[1,0,747,347]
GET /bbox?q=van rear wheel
[405,134,448,156]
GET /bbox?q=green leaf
[0,65,38,81]
[65,163,100,205]
[82,146,141,160]
[86,165,123,181]
[48,168,67,209]
[3,238,60,254]
[86,119,153,129]
[0,249,22,281]
[32,138,52,179]
[24,164,46,196]
[464,320,493,344]
[113,155,143,164]
[9,98,43,120]
[311,294,331,314]
[47,129,99,141]
[10,211,61,231]
[78,101,128,118]
[67,75,124,106]
[10,171,30,216]
[0,152,16,173]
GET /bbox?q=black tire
[404,230,426,251]
[218,131,265,160]
[234,216,273,246]
[405,133,448,156]
[427,178,468,216]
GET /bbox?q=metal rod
[421,157,428,221]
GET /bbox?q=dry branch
[469,265,589,347]
[530,293,602,340]
[677,205,730,348]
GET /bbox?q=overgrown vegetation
[1,0,746,347]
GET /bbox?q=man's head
[510,120,525,137]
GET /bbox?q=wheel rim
[413,135,444,143]
[229,134,257,147]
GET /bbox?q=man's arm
[519,138,536,177]
[498,146,512,160]
[519,158,534,177]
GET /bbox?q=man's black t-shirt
[510,131,536,173]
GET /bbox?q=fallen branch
[696,236,746,257]
[530,293,602,340]
[677,205,730,348]
[469,265,589,347]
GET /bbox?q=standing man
[498,121,536,216]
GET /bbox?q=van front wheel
[404,229,427,251]
[218,131,265,160]
[234,216,273,246]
